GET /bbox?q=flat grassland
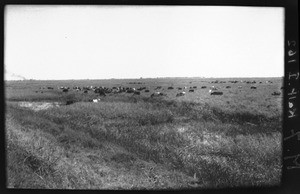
[5,77,283,189]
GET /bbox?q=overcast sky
[5,5,284,80]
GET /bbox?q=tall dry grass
[6,96,282,188]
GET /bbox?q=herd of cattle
[37,80,282,103]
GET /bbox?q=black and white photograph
[4,4,286,190]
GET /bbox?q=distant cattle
[178,87,182,90]
[145,89,150,92]
[193,86,197,89]
[251,86,257,89]
[272,91,281,96]
[155,86,162,90]
[226,86,231,88]
[92,98,101,103]
[66,100,74,105]
[62,89,69,93]
[83,90,88,94]
[176,92,186,97]
[210,91,223,95]
[94,88,106,96]
[168,87,174,90]
[189,89,194,92]
[201,86,207,89]
[134,91,141,95]
[47,87,54,89]
[151,92,164,97]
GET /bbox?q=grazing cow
[126,88,135,93]
[93,98,101,103]
[66,100,74,105]
[176,91,186,97]
[201,86,207,89]
[210,91,223,95]
[47,87,54,89]
[209,86,218,93]
[272,91,281,96]
[145,89,150,92]
[251,86,257,89]
[134,91,141,95]
[178,87,182,90]
[226,86,231,88]
[83,90,88,94]
[155,86,162,90]
[168,87,174,90]
[94,88,106,96]
[62,89,69,93]
[193,86,197,89]
[189,89,194,92]
[151,92,164,97]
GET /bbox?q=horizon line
[5,76,284,81]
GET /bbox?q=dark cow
[176,92,186,97]
[251,86,257,89]
[83,90,88,94]
[226,86,231,88]
[168,87,174,90]
[155,86,162,90]
[62,89,69,93]
[151,92,164,97]
[178,87,182,90]
[134,91,141,95]
[193,86,197,89]
[210,91,223,95]
[145,89,150,92]
[126,88,135,93]
[189,89,194,92]
[272,91,281,96]
[66,100,74,105]
[201,86,207,89]
[94,88,106,96]
[47,87,54,89]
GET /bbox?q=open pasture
[6,77,283,115]
[5,77,283,189]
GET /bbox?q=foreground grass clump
[6,97,282,189]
